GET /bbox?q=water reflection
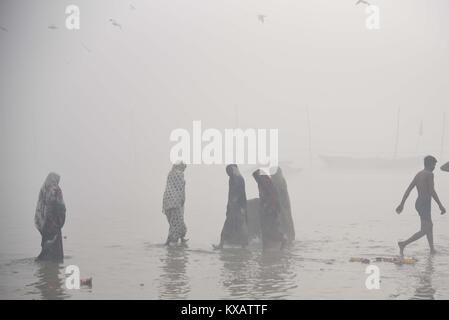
[252,250,297,299]
[218,246,298,299]
[32,261,69,300]
[218,248,254,298]
[158,246,190,299]
[411,256,435,300]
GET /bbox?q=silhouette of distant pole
[394,107,401,159]
[306,106,313,168]
[235,105,239,128]
[441,112,446,159]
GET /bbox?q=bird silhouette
[355,0,370,5]
[109,18,122,29]
[0,26,8,32]
[257,14,266,24]
[48,24,58,30]
[81,42,92,53]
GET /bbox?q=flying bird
[81,42,92,53]
[257,14,266,24]
[0,26,8,32]
[355,0,370,5]
[109,18,122,29]
[48,24,58,30]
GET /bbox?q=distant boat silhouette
[320,108,422,170]
[319,155,421,170]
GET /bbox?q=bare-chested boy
[396,156,446,256]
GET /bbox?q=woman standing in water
[214,164,249,249]
[35,172,66,262]
[271,167,295,243]
[253,169,286,250]
[162,162,188,246]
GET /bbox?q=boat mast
[306,106,313,167]
[441,112,446,159]
[394,107,401,159]
[235,105,239,128]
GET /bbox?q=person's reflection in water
[158,247,190,299]
[33,261,69,300]
[411,255,436,300]
[252,250,297,299]
[218,248,253,298]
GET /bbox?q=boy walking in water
[441,161,449,172]
[396,156,446,256]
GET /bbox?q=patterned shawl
[162,163,186,213]
[35,172,66,233]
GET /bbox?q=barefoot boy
[396,156,446,255]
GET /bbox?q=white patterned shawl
[162,164,186,213]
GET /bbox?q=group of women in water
[33,163,295,262]
[161,162,295,251]
[34,160,449,261]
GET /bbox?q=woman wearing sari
[214,164,249,249]
[252,169,286,250]
[271,167,295,243]
[35,172,66,262]
[162,162,188,246]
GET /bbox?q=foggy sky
[1,0,448,249]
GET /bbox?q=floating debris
[80,277,92,287]
[349,257,370,264]
[350,256,418,265]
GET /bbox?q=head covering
[226,164,242,177]
[162,164,186,213]
[173,161,187,172]
[252,169,280,211]
[35,172,65,233]
[226,165,246,206]
[271,166,282,178]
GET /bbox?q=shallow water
[1,169,449,299]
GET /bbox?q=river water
[1,169,449,299]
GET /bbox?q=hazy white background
[1,1,449,299]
